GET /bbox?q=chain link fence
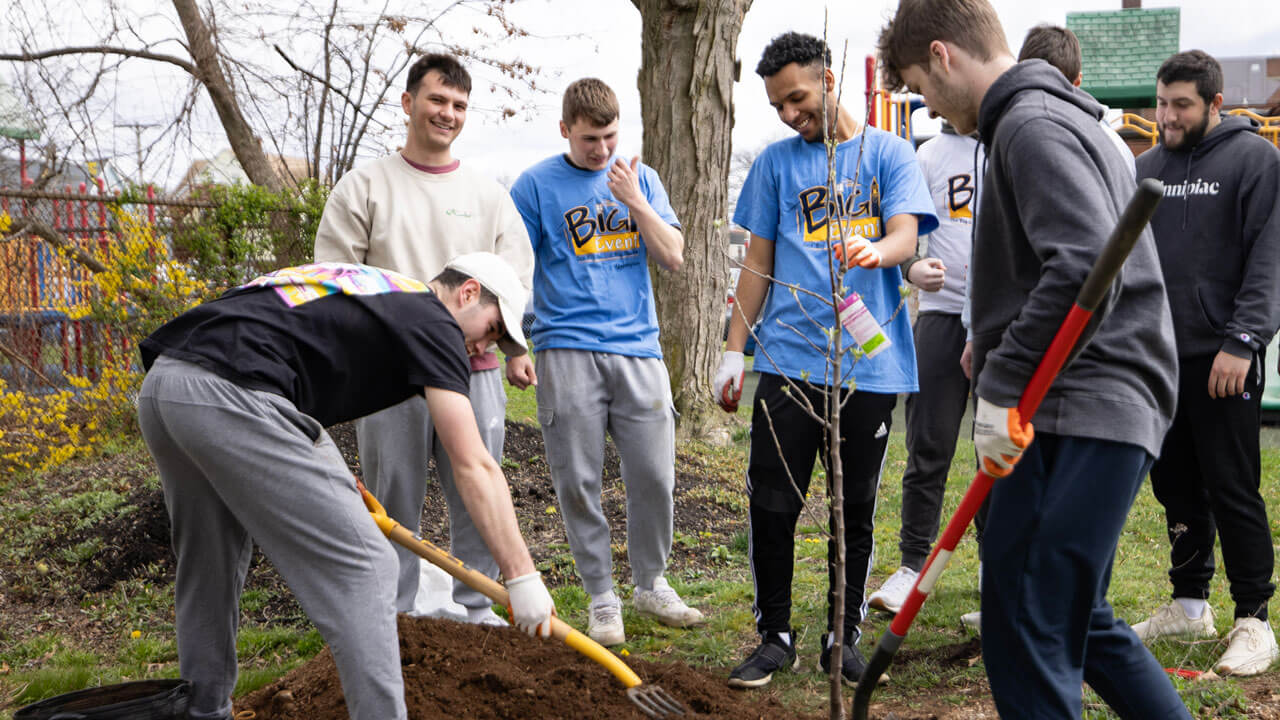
[0,184,318,393]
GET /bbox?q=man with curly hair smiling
[716,31,935,689]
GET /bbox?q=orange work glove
[832,237,882,270]
[973,397,1034,478]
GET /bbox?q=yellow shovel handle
[360,485,643,689]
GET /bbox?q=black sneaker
[727,635,798,688]
[818,633,870,687]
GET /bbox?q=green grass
[2,377,1278,717]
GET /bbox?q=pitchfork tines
[627,684,686,718]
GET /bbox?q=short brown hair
[562,78,619,128]
[406,53,471,96]
[431,268,499,307]
[1018,25,1081,82]
[1157,50,1223,105]
[877,0,1009,91]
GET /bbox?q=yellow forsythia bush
[0,207,212,474]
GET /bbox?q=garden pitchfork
[852,178,1166,719]
[358,480,686,719]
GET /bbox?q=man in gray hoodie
[879,0,1187,717]
[1131,49,1280,676]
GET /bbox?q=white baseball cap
[443,252,529,356]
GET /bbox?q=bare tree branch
[274,44,379,128]
[759,399,833,538]
[0,45,197,74]
[4,218,108,274]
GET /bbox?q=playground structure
[1122,108,1280,148]
[0,182,158,390]
[866,55,924,142]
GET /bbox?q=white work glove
[973,397,1034,478]
[712,350,746,413]
[505,571,555,638]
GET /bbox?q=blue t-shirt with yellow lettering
[734,128,937,392]
[510,155,680,358]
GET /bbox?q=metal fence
[0,184,214,392]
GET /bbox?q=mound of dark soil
[235,615,822,720]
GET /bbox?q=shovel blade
[627,685,686,718]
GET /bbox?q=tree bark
[632,0,751,438]
[171,0,282,191]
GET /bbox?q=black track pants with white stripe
[744,372,896,643]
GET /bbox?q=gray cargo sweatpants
[355,367,507,612]
[137,356,405,720]
[535,348,676,595]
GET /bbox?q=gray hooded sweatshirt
[1135,114,1280,361]
[971,59,1178,457]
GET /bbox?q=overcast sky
[452,0,1280,182]
[6,0,1277,188]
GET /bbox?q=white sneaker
[466,606,507,627]
[868,566,918,614]
[1132,601,1217,644]
[588,597,626,646]
[1214,618,1280,676]
[633,577,705,627]
[960,610,981,632]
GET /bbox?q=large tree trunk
[172,0,282,191]
[633,0,751,439]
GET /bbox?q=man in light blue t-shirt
[714,32,937,690]
[509,77,704,648]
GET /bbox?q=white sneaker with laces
[634,577,705,627]
[1214,618,1279,676]
[960,610,981,632]
[588,597,626,646]
[868,566,918,614]
[1132,600,1217,643]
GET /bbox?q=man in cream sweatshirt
[314,52,534,622]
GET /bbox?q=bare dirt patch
[7,422,1280,719]
[236,615,822,720]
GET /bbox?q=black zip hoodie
[971,59,1178,457]
[1135,114,1280,360]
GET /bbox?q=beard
[1159,107,1211,150]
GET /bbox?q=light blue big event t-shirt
[510,154,680,358]
[733,128,938,392]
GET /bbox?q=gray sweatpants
[535,349,676,596]
[356,368,506,612]
[137,356,404,720]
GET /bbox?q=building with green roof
[1067,8,1180,108]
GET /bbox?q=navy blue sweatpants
[981,432,1190,720]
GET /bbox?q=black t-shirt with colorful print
[140,263,471,427]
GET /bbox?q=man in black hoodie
[878,1,1187,717]
[1132,50,1280,676]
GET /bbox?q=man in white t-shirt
[868,121,985,616]
[313,53,534,622]
[1017,24,1137,177]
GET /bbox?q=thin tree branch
[759,398,833,539]
[273,44,378,125]
[3,218,107,274]
[0,46,196,75]
[0,338,57,388]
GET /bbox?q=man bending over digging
[136,254,555,720]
